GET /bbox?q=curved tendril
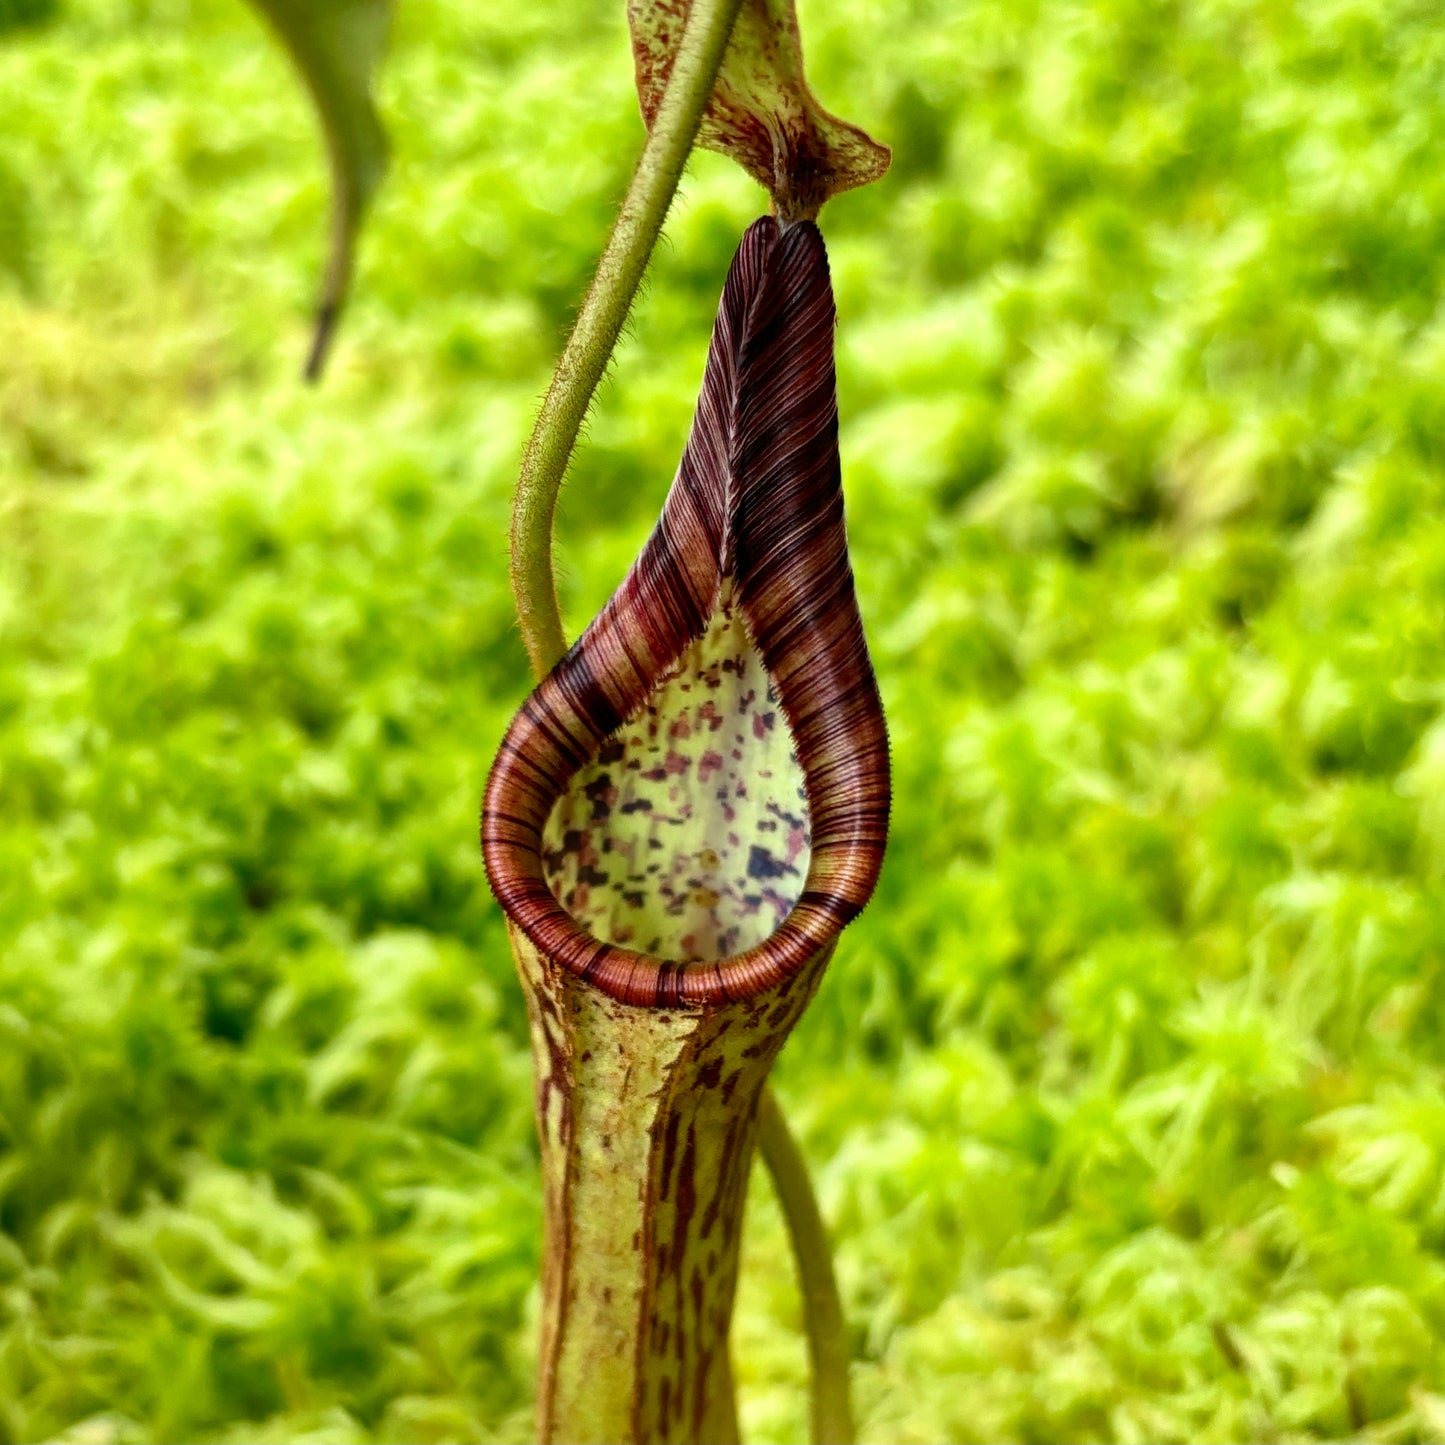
[757,1088,856,1445]
[509,0,746,679]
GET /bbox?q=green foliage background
[3,0,1445,1439]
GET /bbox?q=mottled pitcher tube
[482,216,888,1444]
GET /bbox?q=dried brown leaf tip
[483,218,890,1008]
[629,0,890,220]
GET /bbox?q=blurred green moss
[3,0,1445,1440]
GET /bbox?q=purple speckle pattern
[541,584,811,962]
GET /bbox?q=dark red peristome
[482,217,890,1008]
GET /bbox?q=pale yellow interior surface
[541,585,811,962]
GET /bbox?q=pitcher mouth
[539,580,812,966]
[482,217,889,1009]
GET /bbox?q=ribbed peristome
[483,217,889,1007]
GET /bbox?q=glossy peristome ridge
[482,217,889,1007]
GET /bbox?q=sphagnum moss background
[2,0,1445,1439]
